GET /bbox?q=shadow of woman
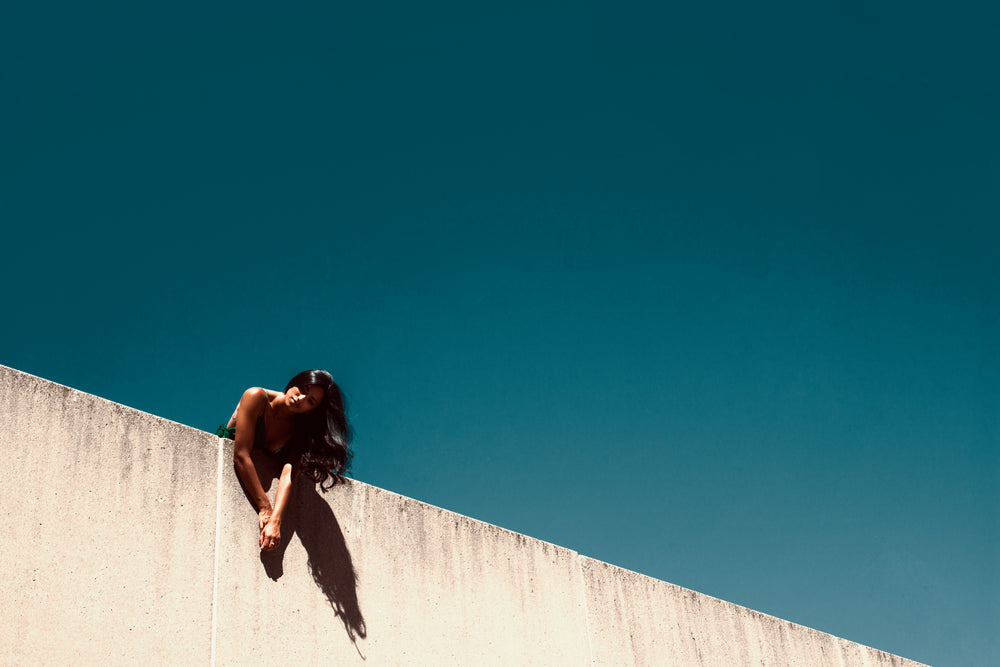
[239,450,368,656]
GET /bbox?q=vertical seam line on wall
[210,437,224,667]
[576,554,596,665]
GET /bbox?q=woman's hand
[258,507,272,534]
[260,516,281,552]
[258,507,274,550]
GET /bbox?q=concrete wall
[1,366,925,666]
[2,366,218,665]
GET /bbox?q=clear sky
[3,2,996,664]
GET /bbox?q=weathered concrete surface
[0,366,926,666]
[0,365,218,665]
[581,557,918,666]
[213,454,591,665]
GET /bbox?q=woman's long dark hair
[286,369,353,490]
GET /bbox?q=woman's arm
[232,388,274,533]
[261,462,295,551]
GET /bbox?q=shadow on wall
[245,451,368,655]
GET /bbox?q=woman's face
[286,385,325,414]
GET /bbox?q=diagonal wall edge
[0,366,926,666]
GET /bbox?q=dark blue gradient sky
[3,2,996,664]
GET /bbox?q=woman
[217,369,353,552]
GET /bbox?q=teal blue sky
[3,2,996,664]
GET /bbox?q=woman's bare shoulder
[240,386,273,406]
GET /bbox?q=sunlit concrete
[1,366,217,664]
[0,366,925,665]
[581,557,918,666]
